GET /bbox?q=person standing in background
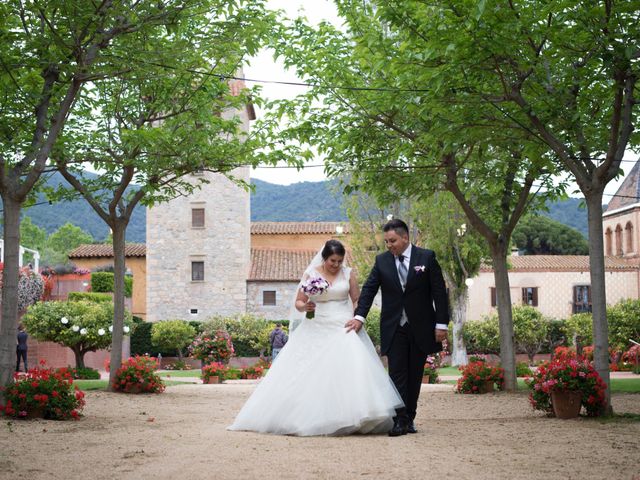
[16,323,28,372]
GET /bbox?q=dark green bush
[91,272,114,293]
[130,320,175,357]
[124,276,133,298]
[71,367,101,379]
[68,292,112,303]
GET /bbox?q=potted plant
[422,355,439,384]
[0,362,85,419]
[201,362,228,384]
[526,356,607,418]
[189,330,235,366]
[455,361,505,394]
[112,356,165,394]
[241,364,265,380]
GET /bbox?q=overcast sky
[245,0,636,201]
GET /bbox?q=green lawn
[74,379,196,390]
[441,377,640,393]
[157,369,201,378]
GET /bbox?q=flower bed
[111,356,165,394]
[0,363,85,419]
[201,362,229,383]
[241,364,265,379]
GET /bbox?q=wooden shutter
[191,261,204,281]
[532,287,538,307]
[192,208,205,228]
[263,290,276,306]
[490,287,496,307]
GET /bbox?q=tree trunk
[0,196,24,402]
[108,224,127,391]
[584,191,612,415]
[491,245,517,391]
[450,286,468,366]
[73,346,86,369]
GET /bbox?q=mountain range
[13,173,590,243]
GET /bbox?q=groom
[346,218,449,436]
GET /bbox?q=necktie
[397,254,408,289]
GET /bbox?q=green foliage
[607,300,640,351]
[150,320,197,359]
[364,308,381,350]
[512,306,549,362]
[70,367,101,380]
[513,215,588,255]
[202,314,274,357]
[462,317,501,355]
[67,292,112,303]
[564,313,594,347]
[91,272,114,293]
[22,300,133,366]
[515,362,533,377]
[46,223,94,261]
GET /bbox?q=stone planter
[551,390,582,419]
[422,375,431,384]
[203,376,220,384]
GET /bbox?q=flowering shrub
[189,330,234,364]
[256,358,272,370]
[621,345,640,372]
[455,361,505,394]
[525,357,607,417]
[0,265,45,312]
[201,362,229,382]
[552,346,578,362]
[0,363,85,419]
[112,356,165,394]
[241,364,265,379]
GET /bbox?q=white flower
[80,328,88,335]
[98,328,106,336]
[108,325,113,333]
[72,325,80,332]
[123,325,130,333]
[60,317,69,324]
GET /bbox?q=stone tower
[146,83,254,322]
[602,160,639,261]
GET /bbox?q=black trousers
[16,348,27,372]
[386,322,427,422]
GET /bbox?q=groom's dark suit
[355,244,449,425]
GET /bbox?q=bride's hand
[304,301,316,313]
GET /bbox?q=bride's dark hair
[321,239,346,260]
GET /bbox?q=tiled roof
[480,255,638,272]
[251,222,350,235]
[606,160,640,212]
[68,244,147,258]
[249,248,355,281]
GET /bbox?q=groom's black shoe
[407,421,417,434]
[388,419,408,437]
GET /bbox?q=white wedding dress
[228,267,403,436]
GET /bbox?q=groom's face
[383,229,409,257]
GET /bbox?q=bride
[228,239,403,436]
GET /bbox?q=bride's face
[324,254,344,273]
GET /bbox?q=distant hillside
[13,176,590,243]
[250,178,348,221]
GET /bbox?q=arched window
[626,222,634,254]
[605,227,613,256]
[615,224,623,256]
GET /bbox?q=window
[605,227,612,256]
[192,208,205,228]
[573,285,591,314]
[615,224,623,255]
[490,287,497,307]
[522,287,538,307]
[191,261,204,281]
[626,222,634,254]
[263,290,276,306]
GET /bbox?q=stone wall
[246,281,298,320]
[146,167,251,322]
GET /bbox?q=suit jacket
[17,331,28,351]
[355,245,450,356]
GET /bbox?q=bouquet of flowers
[300,276,330,319]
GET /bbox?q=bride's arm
[294,289,310,312]
[348,269,360,309]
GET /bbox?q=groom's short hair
[383,219,409,237]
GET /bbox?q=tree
[22,300,132,369]
[151,320,196,361]
[412,193,485,366]
[46,222,94,259]
[266,3,565,390]
[513,216,589,255]
[19,216,47,266]
[512,306,549,364]
[49,1,279,390]
[0,0,193,401]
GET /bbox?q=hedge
[68,292,113,303]
[90,272,133,297]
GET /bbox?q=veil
[287,245,351,335]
